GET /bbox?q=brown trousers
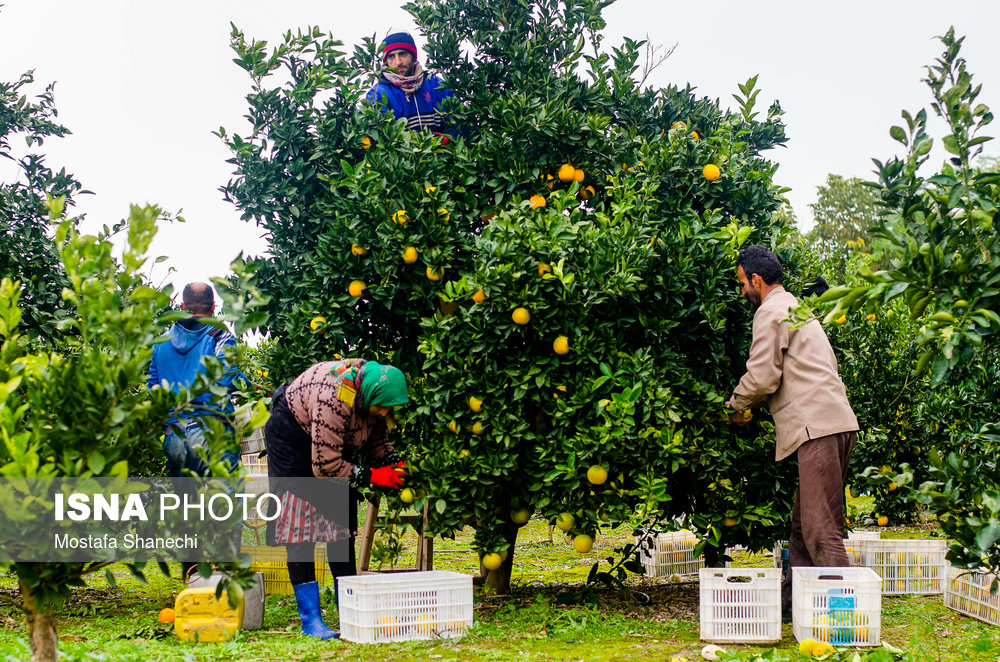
[781,430,858,610]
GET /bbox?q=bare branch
[638,35,677,89]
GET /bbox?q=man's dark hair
[735,245,783,285]
[802,275,829,298]
[182,283,214,316]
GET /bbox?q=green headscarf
[360,361,409,407]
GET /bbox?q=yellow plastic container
[174,586,244,643]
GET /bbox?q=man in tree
[365,31,455,135]
[148,283,242,476]
[725,245,858,619]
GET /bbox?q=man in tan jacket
[725,245,859,618]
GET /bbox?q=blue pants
[163,422,239,476]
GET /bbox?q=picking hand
[370,461,407,489]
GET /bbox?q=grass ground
[1,505,997,661]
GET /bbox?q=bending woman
[264,358,408,639]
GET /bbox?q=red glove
[370,461,407,489]
[433,132,451,146]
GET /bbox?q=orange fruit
[471,422,484,435]
[401,246,418,264]
[351,243,368,256]
[722,516,740,527]
[361,137,371,149]
[690,130,699,139]
[425,185,437,194]
[573,534,594,553]
[702,164,721,181]
[545,174,555,189]
[447,420,458,433]
[573,168,584,183]
[553,335,570,355]
[468,396,483,413]
[557,163,576,182]
[538,262,551,277]
[158,607,175,623]
[399,488,415,504]
[670,120,687,130]
[586,465,607,485]
[309,316,326,332]
[579,185,595,200]
[438,207,450,221]
[555,512,575,532]
[392,209,408,225]
[426,266,444,281]
[888,482,898,491]
[482,553,502,571]
[877,515,888,526]
[529,194,546,209]
[348,280,366,297]
[511,509,531,525]
[512,307,531,325]
[472,289,486,304]
[811,641,834,657]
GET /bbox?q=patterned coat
[283,359,395,478]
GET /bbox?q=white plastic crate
[792,566,881,647]
[636,530,703,578]
[241,453,268,476]
[944,565,1000,626]
[855,538,947,595]
[237,411,266,455]
[699,567,782,644]
[773,532,881,572]
[337,571,473,643]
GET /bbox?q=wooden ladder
[357,495,433,573]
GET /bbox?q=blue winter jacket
[365,74,456,134]
[148,318,243,424]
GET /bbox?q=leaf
[975,521,1000,552]
[435,499,447,515]
[889,125,907,144]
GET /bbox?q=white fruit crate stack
[699,567,782,644]
[842,530,881,565]
[337,571,473,643]
[792,566,882,647]
[636,530,703,578]
[773,530,881,572]
[944,565,1000,626]
[855,538,947,595]
[241,453,268,476]
[237,411,267,455]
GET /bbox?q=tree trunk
[18,574,58,662]
[483,521,519,595]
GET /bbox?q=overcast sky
[2,0,999,298]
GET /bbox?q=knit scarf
[382,61,426,95]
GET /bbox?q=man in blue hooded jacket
[365,31,456,136]
[148,283,242,476]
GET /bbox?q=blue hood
[169,317,212,354]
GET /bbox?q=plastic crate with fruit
[773,531,881,573]
[241,545,327,595]
[855,538,947,595]
[792,566,881,647]
[636,530,703,578]
[699,567,782,644]
[337,571,473,643]
[944,565,1000,626]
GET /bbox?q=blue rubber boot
[292,581,340,640]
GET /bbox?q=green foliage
[0,69,85,344]
[806,174,886,277]
[818,28,1000,573]
[0,203,265,656]
[223,0,795,589]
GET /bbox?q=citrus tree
[816,28,1000,575]
[0,68,84,344]
[222,0,798,592]
[0,202,267,662]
